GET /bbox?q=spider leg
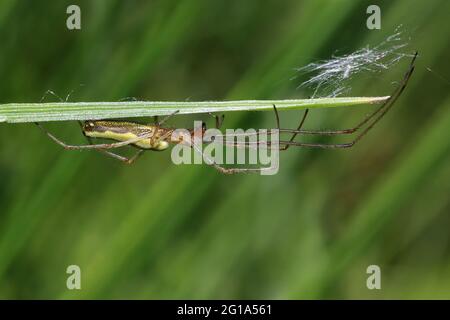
[222,69,412,149]
[34,90,65,139]
[282,109,308,150]
[208,113,225,129]
[156,110,180,126]
[271,104,309,151]
[101,149,144,164]
[190,139,276,175]
[280,52,418,137]
[40,90,64,103]
[208,163,276,175]
[280,53,417,149]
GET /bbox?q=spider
[36,52,417,174]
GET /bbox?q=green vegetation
[0,0,448,299]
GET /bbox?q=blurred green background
[0,0,449,299]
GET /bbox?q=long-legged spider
[36,52,416,174]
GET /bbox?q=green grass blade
[0,97,389,123]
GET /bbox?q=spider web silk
[295,30,412,98]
